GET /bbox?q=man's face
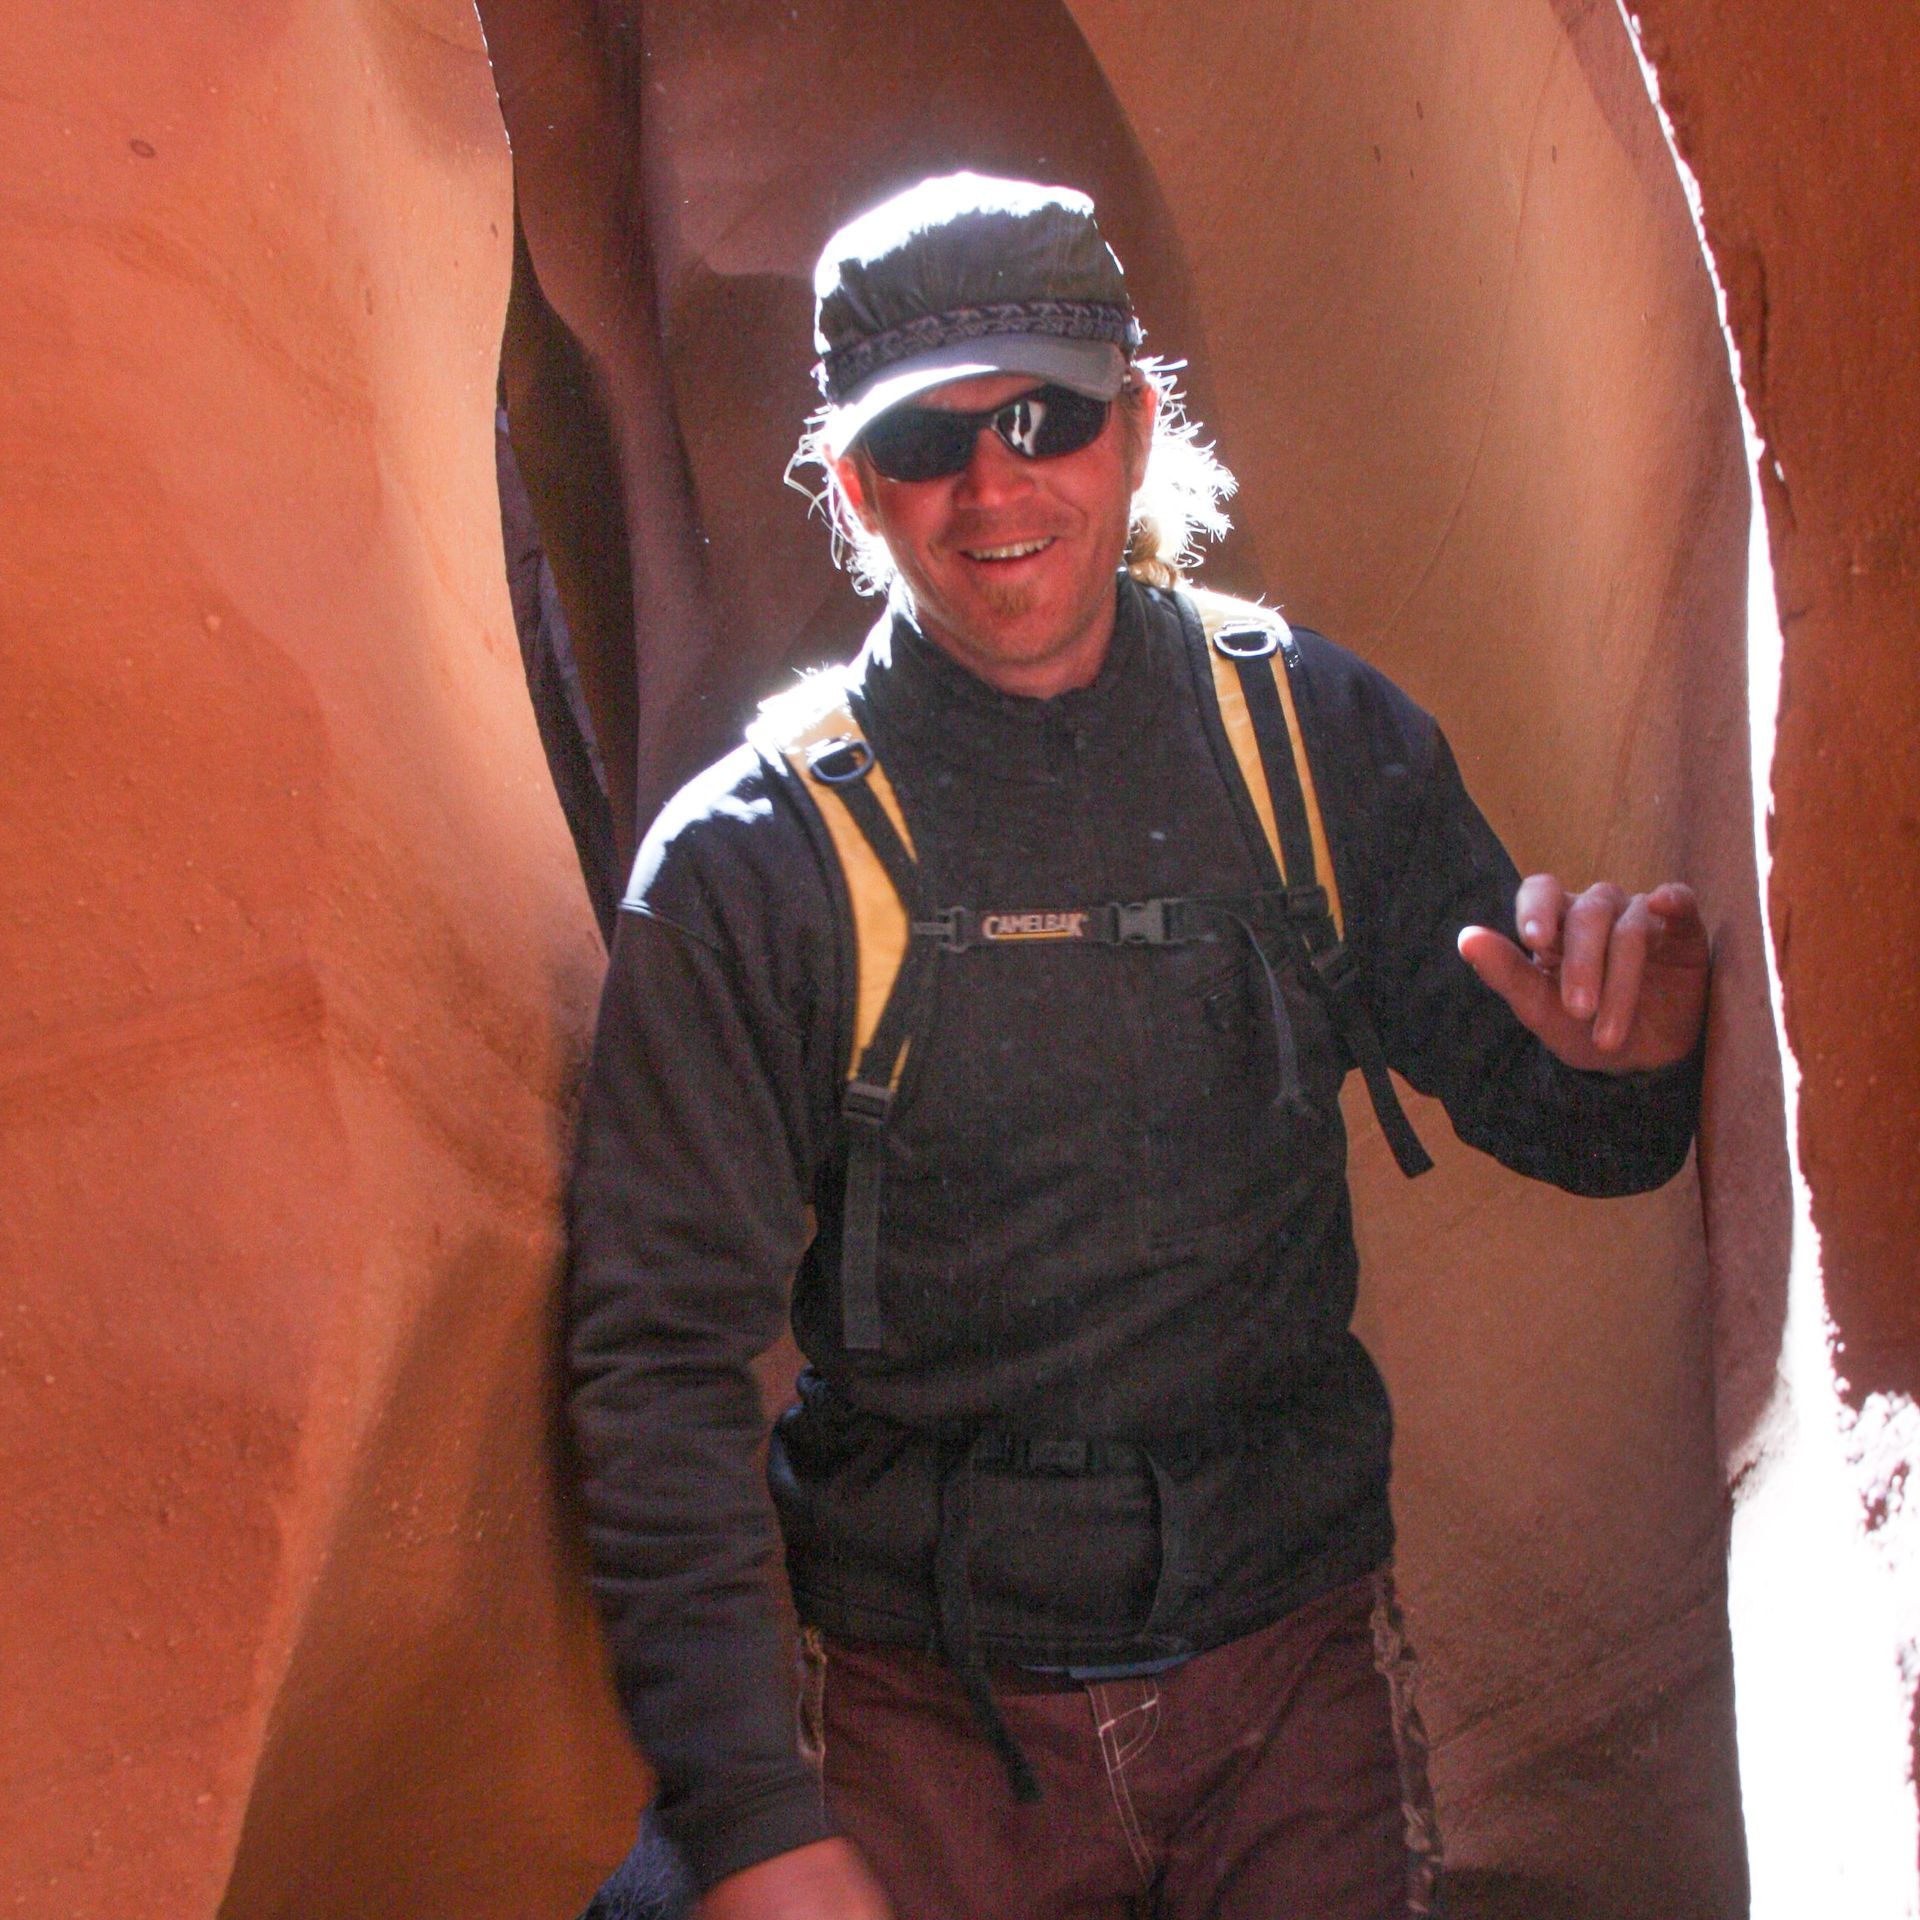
[834,371,1153,698]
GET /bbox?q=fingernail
[1568,989,1594,1017]
[1523,919,1543,943]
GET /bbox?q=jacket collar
[854,573,1164,783]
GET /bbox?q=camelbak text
[980,911,1090,942]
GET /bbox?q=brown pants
[804,1571,1442,1920]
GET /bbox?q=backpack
[749,586,1431,1356]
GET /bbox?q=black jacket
[566,577,1701,1890]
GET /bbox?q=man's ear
[833,453,880,533]
[1121,375,1158,494]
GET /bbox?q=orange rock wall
[3,0,1914,1915]
[1627,1,1920,1400]
[1630,0,1920,1821]
[0,3,638,1915]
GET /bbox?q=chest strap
[913,890,1314,1114]
[750,591,1431,1360]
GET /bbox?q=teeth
[966,538,1052,561]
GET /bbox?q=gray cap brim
[823,337,1126,460]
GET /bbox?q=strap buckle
[912,907,973,951]
[1114,898,1181,945]
[806,734,875,786]
[974,1433,1108,1475]
[1284,884,1347,962]
[1283,882,1332,927]
[1309,936,1358,994]
[1269,884,1355,988]
[1211,620,1281,661]
[842,1080,894,1129]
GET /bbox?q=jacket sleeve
[565,752,840,1892]
[1299,634,1703,1195]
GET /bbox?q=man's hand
[698,1838,895,1920]
[1458,876,1710,1073]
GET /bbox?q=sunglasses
[858,383,1114,484]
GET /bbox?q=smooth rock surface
[6,0,1915,1914]
[0,3,640,1915]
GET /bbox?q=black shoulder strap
[1177,589,1433,1177]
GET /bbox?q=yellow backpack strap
[750,673,931,1348]
[753,676,919,1092]
[1179,587,1433,1178]
[1186,586,1344,939]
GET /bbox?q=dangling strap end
[953,1658,1041,1802]
[839,1080,894,1350]
[1379,1097,1436,1179]
[936,1438,1044,1804]
[1350,1048,1435,1179]
[996,1721,1043,1803]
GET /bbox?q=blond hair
[787,358,1236,598]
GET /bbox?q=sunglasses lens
[1018,387,1110,459]
[859,384,1114,482]
[861,408,976,483]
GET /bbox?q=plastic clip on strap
[912,906,974,951]
[1109,898,1178,945]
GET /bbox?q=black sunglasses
[859,383,1114,484]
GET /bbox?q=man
[568,173,1710,1920]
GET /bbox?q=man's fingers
[1592,896,1657,1052]
[1513,873,1565,961]
[1471,877,1711,1071]
[1458,924,1560,1032]
[1558,883,1628,1019]
[1644,880,1712,966]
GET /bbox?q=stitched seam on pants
[1370,1571,1443,1917]
[1089,1681,1158,1882]
[1110,1689,1161,1766]
[797,1625,829,1774]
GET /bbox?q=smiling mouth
[961,537,1056,562]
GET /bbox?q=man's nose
[952,423,1032,504]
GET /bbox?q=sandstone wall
[1628,0,1920,1871]
[0,3,639,1915]
[1629,0,1920,1404]
[4,0,1914,1915]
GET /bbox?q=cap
[812,172,1142,458]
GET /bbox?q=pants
[804,1570,1442,1920]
